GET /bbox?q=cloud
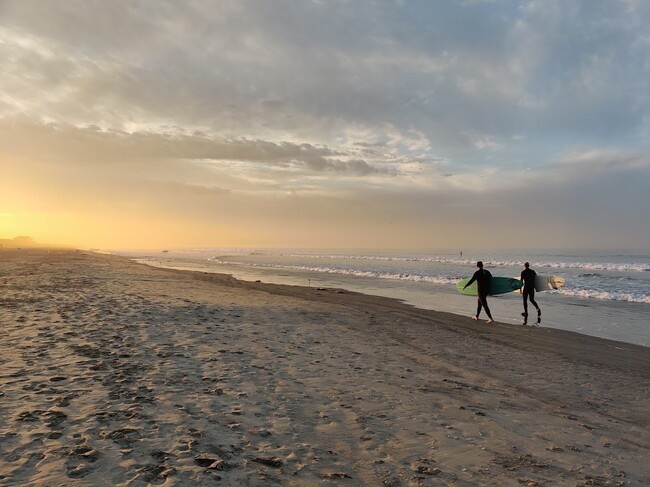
[0,118,394,180]
[557,148,650,172]
[2,0,647,150]
[472,135,503,151]
[1,1,649,248]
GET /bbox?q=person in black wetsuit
[463,261,494,323]
[520,262,541,322]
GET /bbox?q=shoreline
[1,249,648,485]
[132,255,650,360]
[128,253,650,348]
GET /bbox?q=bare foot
[486,318,494,323]
[471,316,478,320]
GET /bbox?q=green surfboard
[456,277,522,296]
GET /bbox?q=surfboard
[533,275,565,292]
[515,275,566,292]
[456,277,522,296]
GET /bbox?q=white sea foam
[215,252,650,273]
[535,261,650,272]
[207,258,457,285]
[220,252,470,264]
[476,259,649,272]
[557,288,650,304]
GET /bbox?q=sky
[1,0,649,250]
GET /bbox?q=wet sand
[0,250,648,486]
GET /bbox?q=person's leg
[530,289,540,315]
[479,294,493,320]
[475,297,482,318]
[522,289,529,316]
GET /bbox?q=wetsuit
[465,269,493,319]
[520,268,540,316]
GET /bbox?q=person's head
[524,262,530,268]
[476,261,483,269]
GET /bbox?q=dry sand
[0,250,648,486]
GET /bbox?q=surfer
[520,262,541,322]
[463,261,494,323]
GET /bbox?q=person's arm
[463,271,478,289]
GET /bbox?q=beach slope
[1,250,648,486]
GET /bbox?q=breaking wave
[214,252,650,273]
[207,258,457,285]
[557,288,650,304]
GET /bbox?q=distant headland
[0,236,59,249]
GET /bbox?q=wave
[207,258,457,285]
[557,288,650,304]
[534,262,650,272]
[233,252,471,264]
[214,252,650,273]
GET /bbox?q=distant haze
[0,236,52,249]
[1,1,649,250]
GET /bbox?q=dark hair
[476,261,483,268]
[524,262,530,268]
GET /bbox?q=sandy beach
[0,250,648,486]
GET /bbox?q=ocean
[116,248,650,347]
